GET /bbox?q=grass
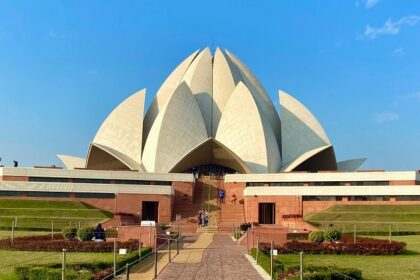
[305,205,420,232]
[0,199,113,230]
[294,205,420,279]
[275,235,420,280]
[0,248,151,280]
[0,230,49,240]
[252,235,420,280]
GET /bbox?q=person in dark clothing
[219,189,225,203]
[94,223,106,242]
[197,210,202,227]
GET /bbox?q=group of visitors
[197,210,209,227]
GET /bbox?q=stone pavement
[156,234,263,280]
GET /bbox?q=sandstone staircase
[196,177,221,233]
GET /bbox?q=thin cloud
[363,15,420,39]
[372,112,400,124]
[365,0,379,9]
[392,47,405,56]
[398,92,420,100]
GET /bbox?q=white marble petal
[143,50,199,144]
[57,155,85,170]
[216,82,281,173]
[337,158,367,172]
[142,82,208,173]
[225,50,282,155]
[181,47,213,136]
[91,89,146,167]
[212,48,242,136]
[280,90,331,165]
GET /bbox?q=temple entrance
[259,203,275,224]
[188,164,236,177]
[142,201,159,222]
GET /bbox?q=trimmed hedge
[62,227,77,240]
[260,237,406,255]
[0,234,139,252]
[15,248,152,280]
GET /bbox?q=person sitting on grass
[94,223,106,242]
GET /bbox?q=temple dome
[59,48,364,173]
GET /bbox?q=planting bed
[260,236,406,255]
[0,233,139,252]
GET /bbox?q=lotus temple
[0,48,419,236]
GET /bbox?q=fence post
[52,221,54,240]
[270,240,273,280]
[15,217,17,228]
[256,234,260,265]
[125,263,129,280]
[176,236,179,255]
[246,228,249,253]
[232,224,234,238]
[11,220,15,245]
[154,235,158,279]
[62,249,66,280]
[299,251,303,280]
[113,238,117,278]
[353,224,356,244]
[139,233,142,259]
[389,225,392,243]
[168,239,171,263]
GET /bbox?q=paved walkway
[156,234,263,280]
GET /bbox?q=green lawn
[305,205,420,232]
[0,199,113,230]
[0,249,144,280]
[0,230,49,240]
[269,235,420,279]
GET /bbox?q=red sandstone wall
[1,176,28,181]
[117,225,157,245]
[172,181,194,204]
[116,193,173,224]
[245,196,302,224]
[224,182,246,203]
[245,195,420,224]
[390,180,416,185]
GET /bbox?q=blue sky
[0,0,419,170]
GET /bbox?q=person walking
[204,210,209,227]
[201,210,206,227]
[197,210,202,227]
[219,189,225,203]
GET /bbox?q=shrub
[323,229,342,242]
[62,227,77,240]
[78,227,94,241]
[240,222,252,232]
[309,231,325,243]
